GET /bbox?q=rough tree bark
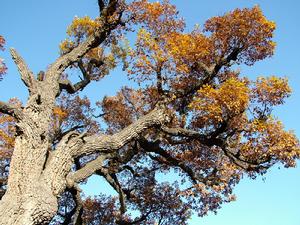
[0,1,170,224]
[1,1,298,224]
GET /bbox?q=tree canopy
[0,1,299,225]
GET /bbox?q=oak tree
[0,1,299,225]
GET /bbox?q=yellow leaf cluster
[0,114,15,153]
[67,16,100,37]
[59,16,100,54]
[190,78,249,124]
[166,31,212,74]
[59,39,75,55]
[253,76,291,105]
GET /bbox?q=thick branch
[47,108,168,196]
[67,108,168,177]
[67,153,127,214]
[61,185,83,225]
[72,108,169,157]
[66,155,108,186]
[46,0,122,91]
[161,125,226,147]
[58,78,90,94]
[101,0,118,18]
[0,101,23,120]
[222,146,271,172]
[58,60,93,94]
[10,48,36,92]
[98,0,105,13]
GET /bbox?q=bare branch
[101,0,118,18]
[96,170,127,214]
[139,137,200,184]
[58,78,90,94]
[45,107,169,197]
[54,125,85,144]
[155,63,164,94]
[67,152,127,214]
[161,125,226,147]
[221,145,271,172]
[10,48,36,93]
[58,60,92,94]
[161,126,201,138]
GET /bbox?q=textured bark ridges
[0,1,163,224]
[0,1,299,224]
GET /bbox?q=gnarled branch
[46,0,123,94]
[72,108,169,158]
[10,48,36,93]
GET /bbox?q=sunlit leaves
[190,78,250,126]
[253,76,291,106]
[68,16,101,38]
[59,14,129,81]
[16,1,298,223]
[93,2,299,221]
[204,6,276,65]
[166,31,213,74]
[59,16,101,55]
[128,0,184,83]
[0,114,14,157]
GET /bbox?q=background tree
[0,1,299,225]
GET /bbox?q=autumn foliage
[0,1,299,225]
[0,36,7,79]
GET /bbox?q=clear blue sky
[1,1,300,224]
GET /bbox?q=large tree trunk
[0,186,57,225]
[0,127,59,225]
[0,3,167,223]
[0,84,60,224]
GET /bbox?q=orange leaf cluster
[166,31,213,74]
[130,0,185,35]
[204,6,276,65]
[252,76,291,106]
[240,118,300,168]
[0,35,7,78]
